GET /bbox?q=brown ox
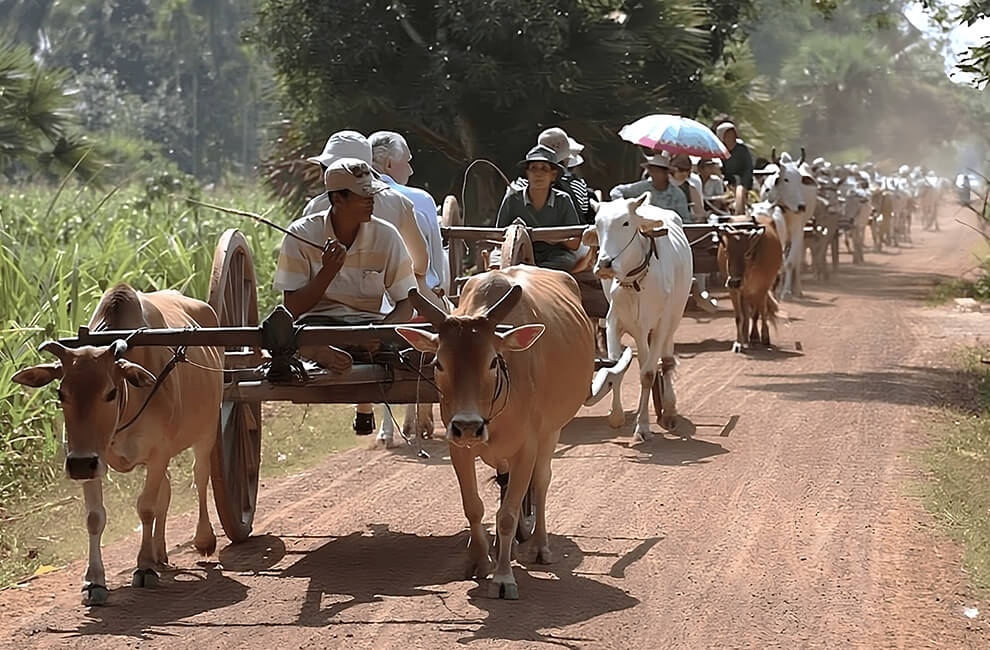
[12,284,222,605]
[397,266,594,600]
[718,219,783,352]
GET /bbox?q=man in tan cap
[276,157,419,437]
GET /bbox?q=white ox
[582,194,693,442]
[760,150,817,299]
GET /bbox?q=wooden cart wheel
[501,222,535,267]
[441,195,462,227]
[208,229,262,543]
[499,480,537,542]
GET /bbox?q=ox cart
[53,216,635,545]
[51,196,777,545]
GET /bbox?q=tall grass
[0,183,289,509]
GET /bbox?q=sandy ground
[2,205,990,649]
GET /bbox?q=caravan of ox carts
[11,139,948,605]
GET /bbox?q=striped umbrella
[618,114,730,159]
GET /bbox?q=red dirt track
[2,205,989,648]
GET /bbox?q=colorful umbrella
[618,114,730,159]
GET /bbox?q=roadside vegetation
[922,349,990,595]
[0,180,361,586]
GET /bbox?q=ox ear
[12,363,63,388]
[581,225,598,247]
[116,359,157,388]
[801,174,816,186]
[497,324,545,352]
[633,191,650,209]
[395,326,439,354]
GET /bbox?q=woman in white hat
[538,127,594,224]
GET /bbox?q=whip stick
[185,197,329,252]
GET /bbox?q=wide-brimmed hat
[324,158,388,197]
[519,144,563,172]
[307,130,373,168]
[641,150,672,170]
[697,157,721,168]
[538,127,585,165]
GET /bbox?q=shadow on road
[560,414,730,467]
[56,564,250,640]
[743,364,979,410]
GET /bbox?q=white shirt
[273,212,417,323]
[381,174,449,293]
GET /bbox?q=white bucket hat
[307,130,374,168]
[538,127,585,166]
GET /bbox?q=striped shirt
[273,212,417,323]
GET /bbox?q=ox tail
[765,291,780,328]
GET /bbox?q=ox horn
[484,284,523,325]
[771,147,778,164]
[407,288,446,328]
[38,340,69,361]
[799,147,806,166]
[110,338,129,359]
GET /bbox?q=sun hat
[538,127,585,165]
[307,130,374,168]
[324,158,388,197]
[641,150,672,169]
[519,144,563,172]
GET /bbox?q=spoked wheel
[498,477,536,542]
[208,229,262,543]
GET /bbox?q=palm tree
[0,39,106,181]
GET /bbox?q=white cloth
[381,174,449,293]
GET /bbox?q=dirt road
[3,207,989,649]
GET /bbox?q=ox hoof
[660,414,678,431]
[607,410,625,429]
[633,429,653,443]
[131,568,159,588]
[82,583,109,606]
[464,555,492,580]
[375,433,398,449]
[535,546,553,565]
[195,533,217,557]
[732,342,743,354]
[490,580,519,600]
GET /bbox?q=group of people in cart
[276,120,754,436]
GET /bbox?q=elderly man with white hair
[368,131,449,297]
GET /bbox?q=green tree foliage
[1,0,272,182]
[256,0,771,215]
[748,0,985,167]
[0,39,107,182]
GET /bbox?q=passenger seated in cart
[608,150,690,222]
[273,157,418,435]
[495,144,609,317]
[496,144,583,270]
